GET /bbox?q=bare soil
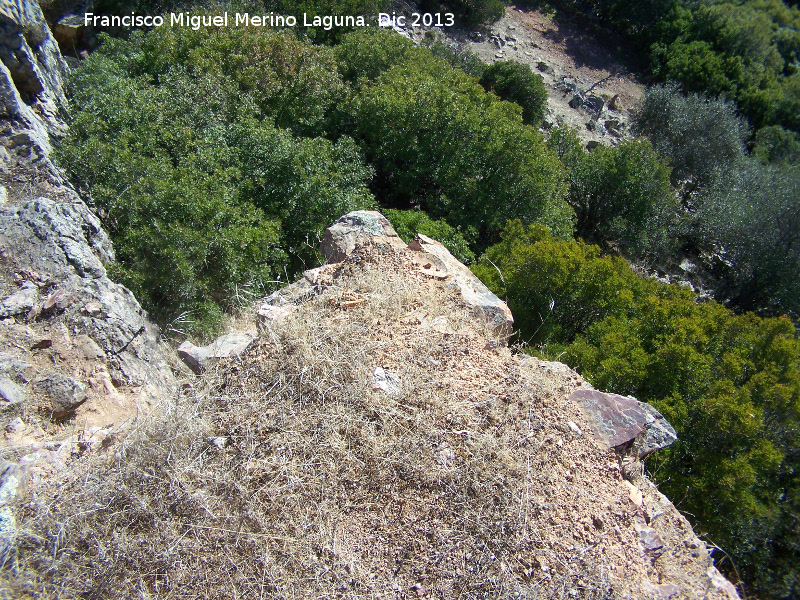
[411,6,647,147]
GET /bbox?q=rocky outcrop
[177,331,258,374]
[0,1,173,442]
[1,0,68,175]
[569,388,678,458]
[174,212,739,599]
[322,210,513,336]
[320,210,407,263]
[408,233,513,336]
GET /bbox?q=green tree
[547,127,679,259]
[339,39,573,244]
[479,60,548,126]
[57,27,375,337]
[632,85,748,191]
[385,208,476,264]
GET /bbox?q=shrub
[339,38,573,244]
[335,29,415,83]
[632,84,748,191]
[57,28,375,338]
[547,127,679,259]
[753,125,800,165]
[385,208,476,264]
[421,33,486,79]
[699,161,800,319]
[479,60,548,126]
[472,220,656,344]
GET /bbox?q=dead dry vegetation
[3,246,694,599]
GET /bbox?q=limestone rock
[321,210,406,263]
[256,304,295,333]
[569,388,677,457]
[1,0,68,172]
[33,372,86,411]
[372,366,401,396]
[0,376,24,406]
[178,331,257,375]
[0,280,37,317]
[408,234,513,337]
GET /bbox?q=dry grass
[1,248,645,599]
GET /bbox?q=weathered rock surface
[0,2,173,437]
[1,0,67,175]
[178,331,257,374]
[317,211,513,337]
[321,210,407,263]
[409,233,513,336]
[569,388,678,458]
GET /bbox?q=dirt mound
[2,214,739,599]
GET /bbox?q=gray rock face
[33,372,86,411]
[0,280,37,317]
[321,210,407,264]
[1,0,67,173]
[0,197,113,277]
[178,331,258,375]
[0,197,167,388]
[568,388,678,458]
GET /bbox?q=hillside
[2,204,741,597]
[2,1,797,597]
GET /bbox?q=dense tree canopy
[58,29,375,337]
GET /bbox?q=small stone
[0,378,25,406]
[372,367,401,396]
[624,480,643,507]
[257,304,294,333]
[567,421,582,437]
[0,282,38,318]
[33,373,87,411]
[635,518,665,558]
[178,332,257,375]
[30,338,52,350]
[5,418,24,434]
[83,301,104,316]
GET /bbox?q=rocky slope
[157,211,738,600]
[0,0,174,560]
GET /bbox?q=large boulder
[320,210,406,263]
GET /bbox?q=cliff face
[0,1,173,560]
[1,0,67,175]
